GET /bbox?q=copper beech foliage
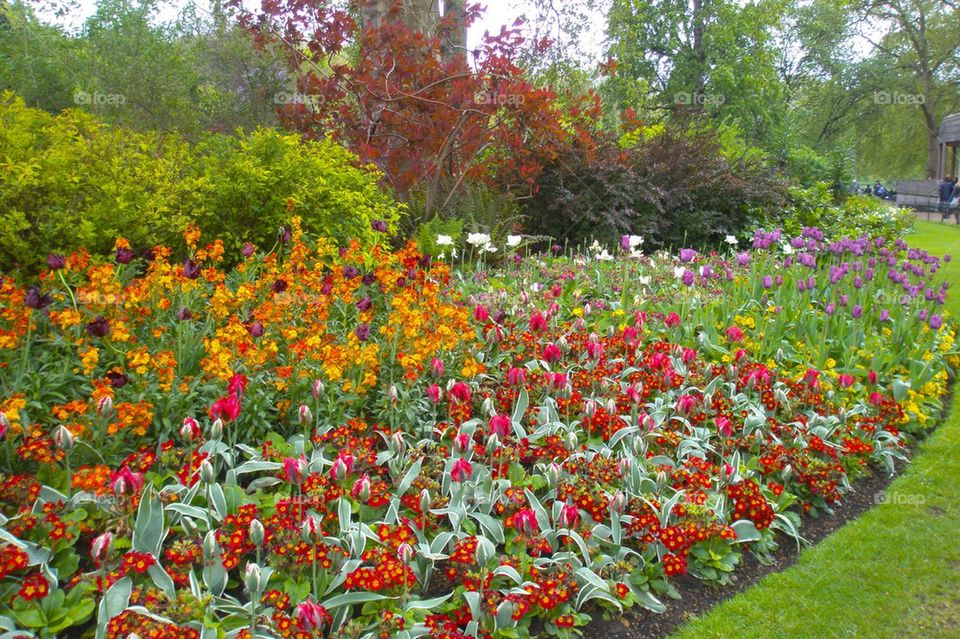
[229,0,605,214]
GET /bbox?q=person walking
[949,177,960,224]
[940,176,955,220]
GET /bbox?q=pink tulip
[329,452,354,481]
[716,417,733,437]
[295,599,329,632]
[427,384,443,403]
[430,357,444,378]
[489,414,511,439]
[449,382,472,404]
[506,367,527,386]
[514,508,538,533]
[351,473,372,502]
[451,458,472,483]
[474,304,489,322]
[284,455,308,486]
[179,417,201,441]
[725,326,744,342]
[110,467,144,496]
[529,311,548,332]
[90,531,112,563]
[560,503,579,527]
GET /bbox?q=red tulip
[449,382,472,404]
[284,455,308,486]
[489,414,511,439]
[451,458,472,483]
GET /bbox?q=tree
[856,0,960,178]
[232,0,604,218]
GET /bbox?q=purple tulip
[761,275,773,289]
[851,305,862,319]
[679,248,697,263]
[355,323,371,341]
[176,307,193,321]
[356,296,372,311]
[736,252,751,267]
[825,303,836,316]
[371,220,388,233]
[24,286,52,310]
[182,259,201,279]
[682,270,695,287]
[879,309,890,321]
[930,314,943,329]
[115,247,134,264]
[86,316,110,338]
[248,321,264,337]
[242,243,256,258]
[47,254,66,270]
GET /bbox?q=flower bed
[0,222,955,638]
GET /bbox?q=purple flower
[47,254,66,270]
[277,226,291,243]
[242,243,256,258]
[620,235,631,251]
[182,259,200,279]
[371,220,388,233]
[106,370,128,388]
[679,248,697,263]
[851,305,862,319]
[825,303,836,316]
[176,307,193,321]
[248,321,264,337]
[342,265,360,279]
[761,275,773,289]
[736,252,751,267]
[356,296,372,311]
[24,286,52,310]
[879,309,890,321]
[272,279,288,293]
[86,316,110,338]
[355,323,371,341]
[115,247,134,264]
[362,273,376,286]
[682,270,695,287]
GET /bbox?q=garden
[1,0,959,637]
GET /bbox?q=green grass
[668,221,960,639]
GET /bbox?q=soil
[581,459,906,639]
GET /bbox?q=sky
[47,1,606,54]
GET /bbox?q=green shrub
[0,91,197,272]
[779,182,914,240]
[192,130,402,256]
[0,92,402,274]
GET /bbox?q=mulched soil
[581,459,905,638]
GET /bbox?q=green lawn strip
[668,221,960,639]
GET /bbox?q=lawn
[669,219,960,639]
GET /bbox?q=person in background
[940,176,955,220]
[949,177,960,224]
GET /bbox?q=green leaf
[132,488,165,556]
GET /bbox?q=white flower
[483,243,497,253]
[628,235,644,248]
[673,266,686,279]
[466,232,492,247]
[629,249,644,259]
[724,235,739,245]
[589,240,603,253]
[638,275,651,286]
[596,249,614,261]
[507,235,522,247]
[436,234,453,246]
[781,243,795,255]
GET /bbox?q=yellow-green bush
[0,92,402,273]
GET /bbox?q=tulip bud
[610,491,626,515]
[431,357,444,378]
[244,562,263,595]
[420,488,431,515]
[53,425,74,450]
[208,418,224,439]
[199,459,216,484]
[90,531,112,563]
[453,430,471,454]
[566,431,578,450]
[485,433,500,454]
[203,531,219,561]
[584,399,597,419]
[481,396,494,417]
[605,398,617,415]
[397,542,415,564]
[545,462,561,487]
[96,395,113,417]
[388,385,399,403]
[180,417,202,442]
[249,519,265,548]
[298,404,313,426]
[312,379,325,398]
[351,474,372,502]
[302,514,323,543]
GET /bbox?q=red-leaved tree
[230,0,603,217]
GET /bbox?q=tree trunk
[441,0,468,60]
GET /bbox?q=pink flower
[868,370,878,385]
[681,348,696,364]
[110,467,144,496]
[560,503,579,528]
[297,404,313,426]
[227,373,248,397]
[449,382,472,404]
[514,508,538,533]
[430,357,444,378]
[453,430,471,454]
[330,452,355,481]
[586,340,604,360]
[295,599,329,632]
[626,384,643,405]
[209,393,241,422]
[663,312,680,328]
[351,473,372,502]
[506,367,527,386]
[638,412,656,431]
[725,325,744,342]
[804,368,820,390]
[529,311,548,332]
[301,514,323,541]
[451,458,472,483]
[179,417,202,441]
[474,304,489,322]
[489,414,511,439]
[284,455,308,486]
[542,343,563,363]
[427,384,443,403]
[838,374,855,388]
[675,394,697,416]
[90,531,112,563]
[716,417,732,437]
